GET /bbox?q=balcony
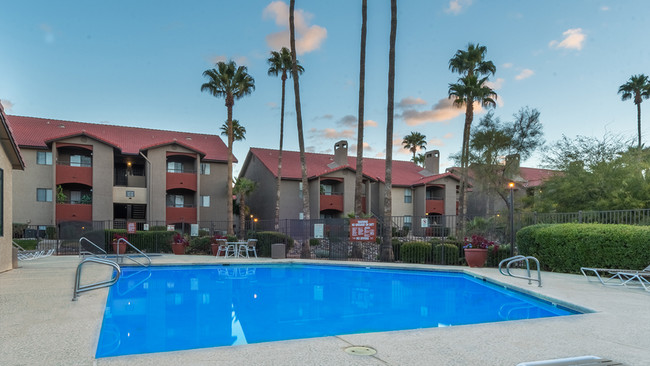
[320,193,344,212]
[56,164,92,186]
[56,203,92,223]
[166,171,197,191]
[426,198,444,215]
[166,206,197,224]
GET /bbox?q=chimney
[504,154,520,180]
[424,150,440,174]
[334,140,348,166]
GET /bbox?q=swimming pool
[96,264,580,358]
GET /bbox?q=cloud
[313,114,333,120]
[443,132,453,139]
[400,98,485,126]
[267,102,278,109]
[0,99,14,111]
[600,6,610,11]
[263,1,327,55]
[337,115,357,127]
[515,69,534,80]
[502,62,514,69]
[40,23,55,44]
[549,28,586,50]
[428,138,445,147]
[374,151,385,158]
[349,142,373,152]
[364,120,378,127]
[210,55,227,64]
[308,127,355,140]
[445,0,472,15]
[397,97,427,109]
[209,55,248,66]
[485,77,505,90]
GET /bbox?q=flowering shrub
[172,233,190,247]
[113,233,127,242]
[463,235,498,251]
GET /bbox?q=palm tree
[220,119,246,142]
[402,131,427,160]
[618,74,650,149]
[449,74,497,231]
[233,177,257,239]
[412,153,425,167]
[448,43,496,232]
[381,0,397,262]
[354,0,368,217]
[201,60,255,236]
[267,47,304,231]
[290,0,311,259]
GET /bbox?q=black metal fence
[13,208,650,265]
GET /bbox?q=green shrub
[392,239,402,261]
[188,236,212,255]
[432,243,460,265]
[517,223,650,273]
[400,241,431,264]
[248,231,294,257]
[14,239,38,250]
[309,238,320,247]
[103,229,177,253]
[486,244,511,267]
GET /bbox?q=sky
[2,0,650,175]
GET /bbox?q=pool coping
[2,255,649,365]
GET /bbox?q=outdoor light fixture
[508,182,515,256]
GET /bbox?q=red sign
[127,222,137,234]
[349,218,377,242]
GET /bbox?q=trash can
[271,243,286,259]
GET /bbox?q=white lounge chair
[238,239,258,258]
[580,264,650,291]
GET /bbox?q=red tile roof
[6,115,232,162]
[0,106,25,170]
[248,147,458,186]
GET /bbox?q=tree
[448,43,496,233]
[201,61,255,236]
[233,177,257,239]
[467,108,544,212]
[354,0,368,217]
[267,47,304,230]
[290,0,311,258]
[448,73,497,231]
[618,74,650,150]
[220,119,246,142]
[402,131,427,160]
[534,135,650,212]
[412,153,425,167]
[381,0,397,262]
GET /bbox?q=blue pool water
[96,264,579,358]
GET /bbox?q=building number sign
[349,218,377,242]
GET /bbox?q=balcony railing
[320,193,344,212]
[57,160,92,167]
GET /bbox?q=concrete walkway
[1,255,648,365]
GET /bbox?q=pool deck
[1,255,648,366]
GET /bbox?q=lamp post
[508,182,515,256]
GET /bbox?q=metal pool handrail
[499,255,542,287]
[115,238,151,267]
[73,257,121,301]
[79,237,107,258]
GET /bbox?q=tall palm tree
[381,0,397,262]
[233,177,257,239]
[201,61,255,236]
[449,74,497,230]
[402,131,427,160]
[290,0,311,259]
[267,47,304,231]
[220,119,246,142]
[354,0,368,217]
[618,74,650,149]
[448,43,496,232]
[412,153,425,167]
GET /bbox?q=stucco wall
[0,145,14,272]
[199,160,229,223]
[12,149,54,225]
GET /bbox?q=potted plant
[171,233,189,255]
[211,234,228,256]
[112,233,127,254]
[463,234,498,268]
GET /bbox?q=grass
[14,239,38,250]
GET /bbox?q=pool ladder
[499,255,542,287]
[73,237,151,301]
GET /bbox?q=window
[167,161,183,173]
[126,190,135,198]
[403,215,412,229]
[37,188,53,202]
[200,195,210,207]
[404,188,412,203]
[200,163,210,175]
[37,151,52,165]
[70,191,81,204]
[70,155,91,167]
[299,212,304,220]
[298,182,303,199]
[166,194,185,207]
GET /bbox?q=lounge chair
[580,264,650,291]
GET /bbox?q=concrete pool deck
[1,255,648,366]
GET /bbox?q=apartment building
[0,105,25,272]
[239,140,460,228]
[6,115,232,228]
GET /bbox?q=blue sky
[2,0,649,174]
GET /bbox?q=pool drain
[344,346,377,356]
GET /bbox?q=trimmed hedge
[517,223,650,273]
[101,229,177,253]
[401,241,431,264]
[432,243,460,265]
